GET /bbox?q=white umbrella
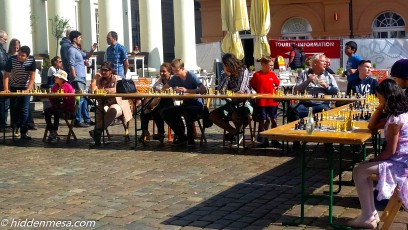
[221,0,250,60]
[250,0,271,60]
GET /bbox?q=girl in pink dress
[348,79,408,229]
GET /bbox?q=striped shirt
[5,55,36,88]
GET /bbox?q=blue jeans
[9,87,30,134]
[0,97,9,128]
[71,81,90,124]
[287,102,330,122]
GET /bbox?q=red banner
[269,40,341,59]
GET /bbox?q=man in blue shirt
[66,30,97,127]
[104,31,129,78]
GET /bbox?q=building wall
[199,0,408,42]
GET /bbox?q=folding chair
[370,174,403,230]
[42,104,78,143]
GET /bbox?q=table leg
[283,142,350,229]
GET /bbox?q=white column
[47,0,77,57]
[98,0,124,50]
[122,0,133,52]
[78,0,97,51]
[139,0,164,70]
[0,0,32,51]
[173,0,198,71]
[31,0,49,55]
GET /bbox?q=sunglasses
[101,68,110,72]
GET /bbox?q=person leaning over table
[209,53,253,142]
[160,58,206,146]
[287,53,338,149]
[44,70,75,143]
[88,61,132,147]
[346,60,378,96]
[3,45,36,140]
[139,62,174,143]
[249,56,281,148]
[347,79,408,229]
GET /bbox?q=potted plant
[49,15,70,56]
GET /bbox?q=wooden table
[259,105,376,229]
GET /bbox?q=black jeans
[160,103,204,140]
[140,99,173,135]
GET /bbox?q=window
[281,17,312,40]
[373,12,405,38]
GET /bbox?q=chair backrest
[135,52,149,68]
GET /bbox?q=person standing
[342,41,362,83]
[0,30,9,131]
[60,28,73,73]
[3,46,36,140]
[249,56,281,148]
[66,30,97,127]
[288,43,302,70]
[104,31,129,79]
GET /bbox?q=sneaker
[172,135,187,145]
[74,122,90,128]
[271,140,282,148]
[259,139,269,148]
[14,128,20,137]
[20,133,32,140]
[152,133,165,143]
[187,139,196,146]
[47,136,57,143]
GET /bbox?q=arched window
[281,17,312,40]
[372,12,405,38]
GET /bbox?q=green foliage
[372,63,377,68]
[336,67,344,75]
[49,15,70,56]
[249,65,255,71]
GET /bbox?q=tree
[49,15,70,56]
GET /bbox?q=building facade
[199,0,408,42]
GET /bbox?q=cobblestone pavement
[0,115,407,230]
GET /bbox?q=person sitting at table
[47,56,63,89]
[346,60,378,96]
[89,61,133,147]
[160,58,206,146]
[348,79,408,229]
[44,70,75,143]
[249,56,281,148]
[209,53,253,142]
[287,53,338,149]
[139,62,174,143]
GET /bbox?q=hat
[390,59,408,80]
[53,70,68,82]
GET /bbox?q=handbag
[116,79,137,93]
